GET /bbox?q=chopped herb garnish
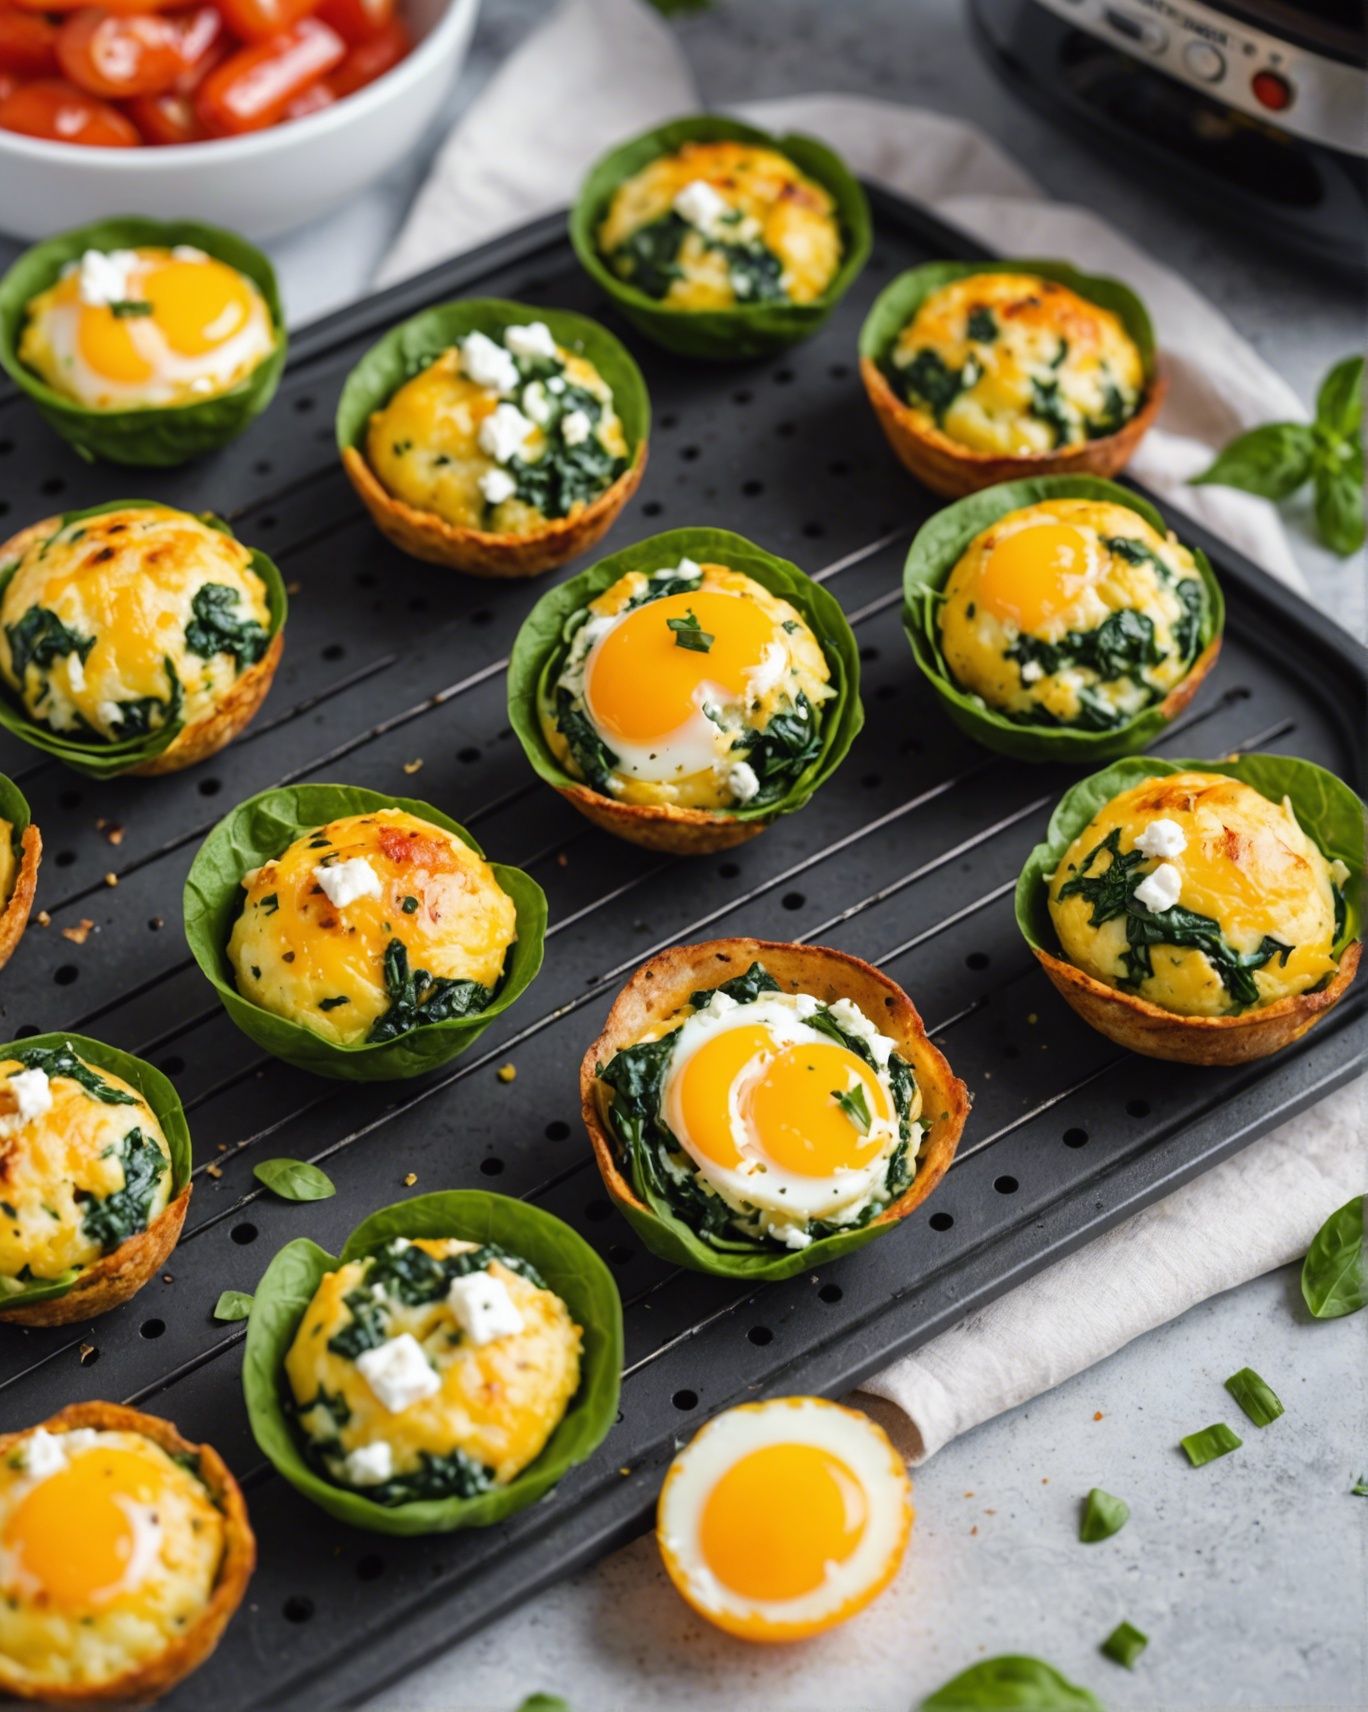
[1180,1422,1242,1467]
[1351,1475,1368,1496]
[831,1082,872,1134]
[666,609,714,653]
[260,893,280,914]
[1224,1366,1284,1428]
[1079,1487,1129,1542]
[1100,1621,1148,1670]
[401,895,419,914]
[318,996,350,1012]
[109,299,154,319]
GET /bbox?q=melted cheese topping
[365,335,627,535]
[19,247,275,412]
[1050,771,1342,1016]
[939,498,1203,727]
[227,809,517,1047]
[0,821,16,910]
[0,505,271,748]
[891,272,1144,455]
[0,1054,172,1294]
[542,561,832,811]
[286,1238,582,1488]
[0,1426,223,1694]
[598,140,842,310]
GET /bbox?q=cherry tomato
[0,70,19,102]
[317,0,392,46]
[215,0,322,42]
[0,75,139,143]
[57,10,184,98]
[169,4,224,86]
[0,10,59,77]
[283,75,332,118]
[126,85,203,142]
[195,16,342,134]
[327,12,405,97]
[10,0,183,14]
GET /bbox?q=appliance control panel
[1034,0,1367,155]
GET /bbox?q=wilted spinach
[13,1042,138,1105]
[185,583,270,669]
[79,1128,167,1252]
[6,606,95,684]
[366,940,491,1043]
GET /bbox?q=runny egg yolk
[699,1442,868,1602]
[974,521,1097,631]
[4,1448,156,1609]
[74,258,258,386]
[675,1024,890,1176]
[585,590,779,747]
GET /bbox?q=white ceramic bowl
[0,0,478,242]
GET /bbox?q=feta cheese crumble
[447,1271,524,1345]
[356,1334,440,1413]
[313,857,382,910]
[97,701,123,729]
[67,653,86,693]
[1134,861,1182,913]
[560,408,592,447]
[478,402,535,464]
[8,1066,52,1123]
[343,1441,394,1485]
[1135,818,1188,859]
[76,249,139,308]
[1019,659,1044,684]
[673,179,730,236]
[504,321,558,361]
[460,330,519,396]
[21,1428,69,1479]
[727,761,761,804]
[479,467,518,506]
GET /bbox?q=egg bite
[938,496,1217,735]
[0,1402,254,1705]
[860,263,1162,497]
[1026,763,1362,1065]
[0,1038,190,1327]
[0,503,284,777]
[0,781,41,976]
[581,938,969,1278]
[284,1237,583,1503]
[337,303,648,577]
[657,1397,911,1642]
[227,807,518,1050]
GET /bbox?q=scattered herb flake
[1181,1422,1242,1467]
[1079,1487,1130,1542]
[666,609,714,653]
[1100,1621,1148,1670]
[1224,1366,1284,1428]
[214,1290,254,1322]
[831,1082,872,1134]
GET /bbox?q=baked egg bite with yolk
[597,139,843,313]
[657,1396,911,1642]
[284,1237,582,1502]
[938,497,1210,734]
[1049,770,1350,1020]
[0,1042,185,1326]
[227,809,518,1050]
[0,503,282,775]
[0,1403,254,1704]
[18,245,275,414]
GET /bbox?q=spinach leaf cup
[243,1190,623,1536]
[570,115,871,360]
[336,299,649,578]
[860,260,1165,498]
[0,501,287,780]
[0,773,41,975]
[508,527,863,855]
[0,1402,255,1706]
[184,784,547,1082]
[1016,754,1364,1065]
[0,1034,192,1327]
[903,476,1223,763]
[0,217,286,468]
[580,937,970,1281]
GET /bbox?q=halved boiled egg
[657,1396,912,1641]
[19,246,276,412]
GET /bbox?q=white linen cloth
[380,0,1365,1462]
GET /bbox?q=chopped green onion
[831,1082,872,1134]
[1079,1487,1129,1542]
[1224,1366,1284,1428]
[1100,1621,1148,1670]
[1181,1422,1242,1467]
[666,610,714,653]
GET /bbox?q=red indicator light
[1251,70,1293,111]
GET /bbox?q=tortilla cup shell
[1033,937,1362,1066]
[341,443,647,578]
[580,936,970,1238]
[0,1398,254,1705]
[556,781,771,854]
[861,355,1167,499]
[0,1183,191,1327]
[0,822,40,972]
[133,628,283,777]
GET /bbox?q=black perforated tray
[0,191,1363,1712]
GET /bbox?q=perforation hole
[257,514,277,531]
[828,459,852,477]
[1063,1127,1089,1149]
[660,413,678,431]
[58,788,82,810]
[140,1318,166,1339]
[829,363,851,381]
[293,396,315,414]
[861,773,881,790]
[357,1555,384,1582]
[747,1325,773,1346]
[470,608,493,627]
[79,1344,100,1366]
[230,1223,258,1245]
[859,645,879,663]
[585,1199,612,1223]
[642,501,663,518]
[966,952,990,970]
[148,917,165,932]
[160,1055,185,1076]
[55,850,76,868]
[479,1157,504,1177]
[282,1596,314,1622]
[605,1242,632,1266]
[781,891,804,910]
[14,1024,40,1039]
[253,459,272,477]
[801,521,825,540]
[40,476,65,497]
[875,684,897,701]
[929,1211,954,1232]
[741,479,764,497]
[198,778,222,797]
[672,1389,698,1411]
[773,367,795,385]
[545,1120,570,1142]
[818,1283,842,1304]
[457,746,480,764]
[1126,1098,1151,1118]
[994,1175,1019,1195]
[356,571,377,589]
[719,861,740,879]
[775,420,796,439]
[732,389,753,405]
[679,444,700,463]
[54,965,78,986]
[322,643,345,662]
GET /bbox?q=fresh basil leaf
[1181,1422,1242,1466]
[1190,422,1316,500]
[666,609,714,652]
[832,1081,872,1134]
[1314,354,1364,441]
[253,1158,336,1202]
[214,1290,254,1322]
[1300,1195,1366,1319]
[1224,1366,1284,1427]
[920,1654,1103,1710]
[1313,456,1366,557]
[1079,1487,1129,1542]
[1100,1621,1148,1671]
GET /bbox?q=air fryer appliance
[970,0,1368,271]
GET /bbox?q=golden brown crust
[580,936,970,1232]
[1159,634,1221,722]
[0,822,40,972]
[1033,937,1362,1066]
[860,354,1167,499]
[132,628,283,777]
[341,442,647,578]
[0,1183,191,1328]
[0,1400,255,1706]
[556,781,770,854]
